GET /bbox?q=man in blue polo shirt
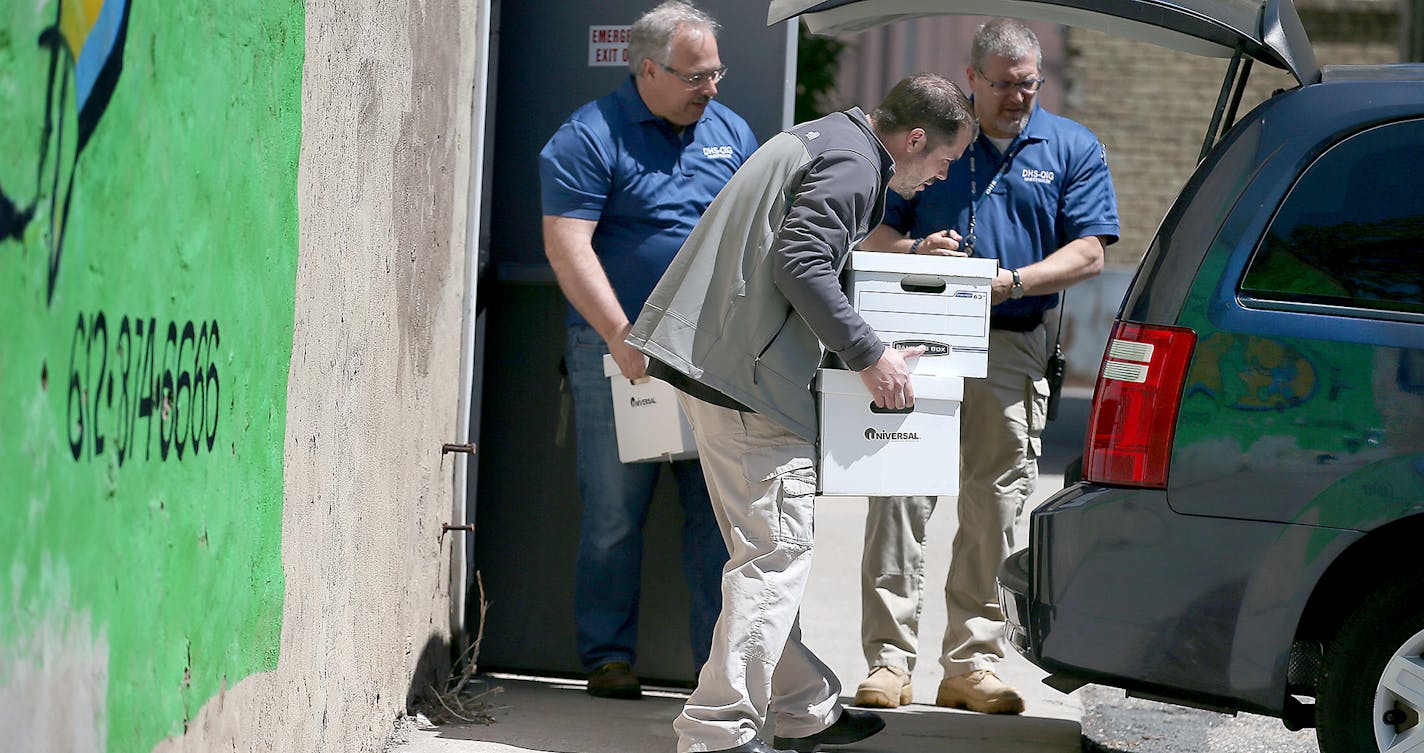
[852,18,1119,715]
[538,0,757,700]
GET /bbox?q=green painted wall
[0,1,305,751]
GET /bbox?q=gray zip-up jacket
[627,108,893,441]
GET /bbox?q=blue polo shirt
[882,104,1119,319]
[539,76,758,327]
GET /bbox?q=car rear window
[1242,118,1424,317]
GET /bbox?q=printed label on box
[604,355,698,463]
[817,368,961,497]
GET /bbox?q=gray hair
[970,18,1043,71]
[871,73,977,148]
[628,1,719,74]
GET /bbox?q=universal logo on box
[892,339,950,356]
[864,428,920,441]
[631,396,657,407]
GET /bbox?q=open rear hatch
[767,0,1320,156]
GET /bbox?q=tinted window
[1242,119,1424,316]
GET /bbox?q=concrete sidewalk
[392,490,1083,753]
[394,397,1093,753]
[392,671,1079,753]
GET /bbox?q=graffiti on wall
[64,311,223,464]
[0,0,131,300]
[0,2,304,752]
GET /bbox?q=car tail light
[1083,321,1197,489]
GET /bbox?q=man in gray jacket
[628,74,975,753]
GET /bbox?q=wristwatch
[1009,268,1025,299]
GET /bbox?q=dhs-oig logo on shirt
[1022,168,1055,185]
[702,145,736,159]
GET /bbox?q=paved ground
[393,395,1094,753]
[1079,686,1320,753]
[390,674,1080,753]
[391,472,1082,753]
[396,388,1332,753]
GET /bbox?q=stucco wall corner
[147,1,481,751]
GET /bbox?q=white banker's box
[817,368,963,497]
[603,354,698,463]
[843,252,998,378]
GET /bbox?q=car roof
[1320,64,1424,83]
[767,0,1321,84]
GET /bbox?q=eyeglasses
[660,64,728,88]
[976,71,1046,94]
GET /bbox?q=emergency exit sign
[588,25,631,67]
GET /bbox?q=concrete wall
[0,1,482,751]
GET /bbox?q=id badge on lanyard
[962,140,1028,256]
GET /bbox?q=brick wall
[1061,0,1402,267]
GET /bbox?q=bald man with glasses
[853,17,1120,715]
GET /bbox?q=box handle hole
[868,402,915,415]
[900,274,946,294]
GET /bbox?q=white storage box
[603,354,698,463]
[816,368,962,497]
[843,251,998,378]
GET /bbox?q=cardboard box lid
[846,251,998,279]
[818,367,964,402]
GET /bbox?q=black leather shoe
[773,709,887,752]
[586,661,641,700]
[710,739,793,753]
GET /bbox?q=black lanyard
[964,139,1029,256]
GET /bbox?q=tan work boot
[935,669,1025,714]
[853,666,912,708]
